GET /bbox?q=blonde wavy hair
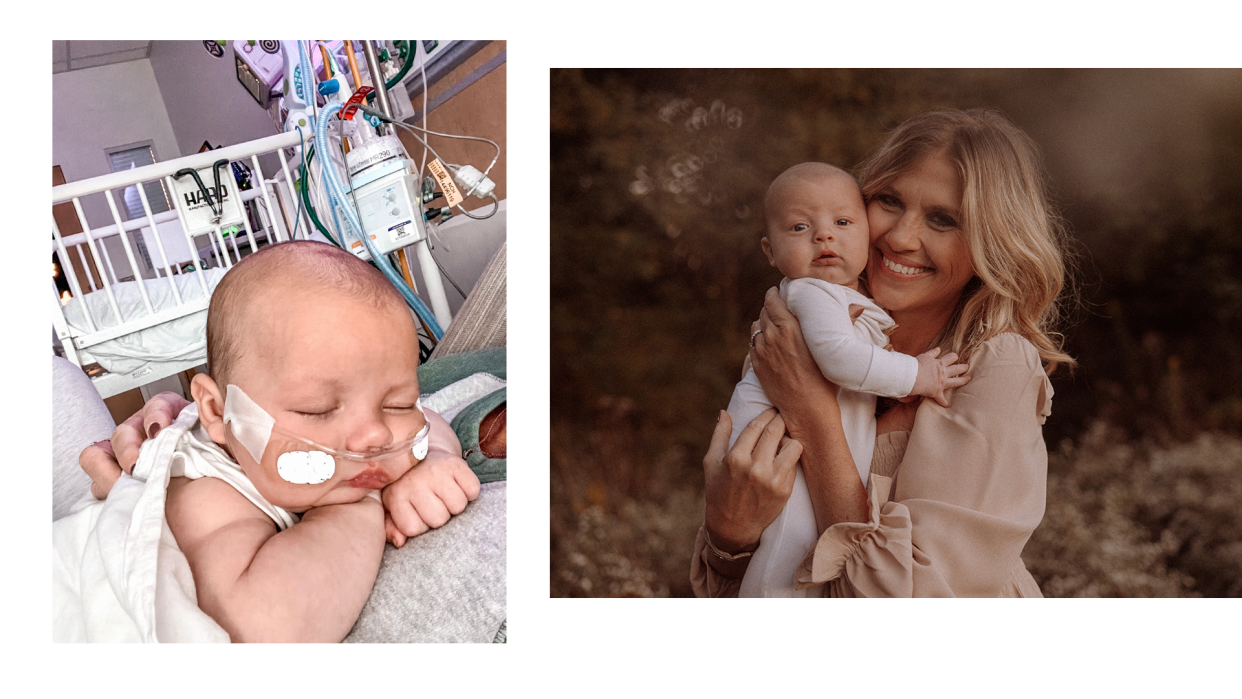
[859,108,1076,373]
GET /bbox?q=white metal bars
[52,130,302,376]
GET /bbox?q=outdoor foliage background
[550,69,1242,597]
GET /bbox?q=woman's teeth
[883,256,929,276]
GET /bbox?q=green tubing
[384,41,415,91]
[299,146,338,246]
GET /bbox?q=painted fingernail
[148,424,161,439]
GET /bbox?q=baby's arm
[785,280,969,404]
[785,280,918,396]
[381,408,481,547]
[165,476,385,643]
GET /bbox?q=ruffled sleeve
[795,333,1051,597]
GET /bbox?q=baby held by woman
[726,163,968,597]
[168,241,478,640]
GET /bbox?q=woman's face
[865,150,975,322]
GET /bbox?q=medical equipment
[53,39,503,398]
[170,160,247,234]
[222,384,431,486]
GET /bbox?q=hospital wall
[53,59,180,282]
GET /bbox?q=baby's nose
[344,413,395,454]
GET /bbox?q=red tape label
[340,86,375,120]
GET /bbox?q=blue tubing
[313,101,445,340]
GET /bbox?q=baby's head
[191,241,424,512]
[762,162,870,291]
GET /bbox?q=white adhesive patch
[223,384,275,465]
[277,450,335,485]
[412,397,430,460]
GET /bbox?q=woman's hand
[79,392,192,499]
[749,288,840,435]
[703,409,803,558]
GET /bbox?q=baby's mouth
[812,251,839,265]
[882,253,932,276]
[345,466,393,490]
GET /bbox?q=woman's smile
[878,250,933,277]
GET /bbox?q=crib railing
[52,130,308,398]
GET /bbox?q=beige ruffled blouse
[692,332,1052,598]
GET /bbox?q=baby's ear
[190,373,228,445]
[760,237,776,268]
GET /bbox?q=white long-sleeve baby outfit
[727,277,918,598]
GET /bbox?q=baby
[168,240,479,641]
[727,162,967,597]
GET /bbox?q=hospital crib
[52,131,311,399]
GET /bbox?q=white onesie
[727,277,918,597]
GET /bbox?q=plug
[451,165,495,199]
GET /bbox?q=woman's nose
[885,213,921,251]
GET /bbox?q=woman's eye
[929,214,958,229]
[877,194,901,210]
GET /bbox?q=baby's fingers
[436,478,470,516]
[412,489,452,530]
[386,493,431,539]
[384,512,408,549]
[454,464,481,501]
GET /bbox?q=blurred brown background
[550,69,1242,597]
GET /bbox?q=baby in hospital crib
[727,163,968,597]
[132,241,477,641]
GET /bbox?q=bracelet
[704,528,753,561]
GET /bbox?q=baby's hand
[380,452,481,548]
[909,347,971,408]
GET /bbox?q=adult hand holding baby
[78,391,190,499]
[702,408,802,574]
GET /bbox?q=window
[105,141,172,220]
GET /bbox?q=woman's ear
[190,373,229,445]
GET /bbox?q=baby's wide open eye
[835,218,851,226]
[792,223,809,233]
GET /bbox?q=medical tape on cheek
[223,384,275,465]
[223,384,335,485]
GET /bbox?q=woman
[693,108,1073,597]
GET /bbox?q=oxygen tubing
[313,101,444,340]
